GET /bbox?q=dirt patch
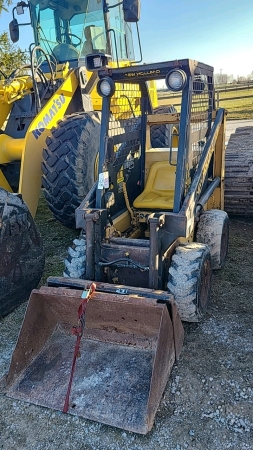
[0,204,252,449]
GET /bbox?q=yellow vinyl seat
[133,161,176,210]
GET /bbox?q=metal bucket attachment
[2,286,184,434]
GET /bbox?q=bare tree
[214,73,230,86]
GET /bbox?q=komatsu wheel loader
[1,0,163,315]
[3,57,229,434]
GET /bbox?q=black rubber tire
[0,188,45,317]
[196,209,229,270]
[167,243,212,322]
[63,235,86,278]
[150,105,177,148]
[42,112,101,229]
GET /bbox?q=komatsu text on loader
[1,0,161,315]
[3,57,229,434]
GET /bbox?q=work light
[97,77,115,97]
[85,53,109,71]
[165,70,187,92]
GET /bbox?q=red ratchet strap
[63,282,96,413]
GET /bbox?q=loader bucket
[3,286,184,434]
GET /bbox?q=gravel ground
[0,215,252,450]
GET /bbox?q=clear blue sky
[138,0,253,77]
[0,0,253,77]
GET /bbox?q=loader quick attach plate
[2,285,184,434]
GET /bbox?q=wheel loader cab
[10,0,138,67]
[29,0,108,66]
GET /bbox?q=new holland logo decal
[124,69,161,78]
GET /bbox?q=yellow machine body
[0,70,79,215]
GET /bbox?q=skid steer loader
[1,0,165,315]
[3,57,229,434]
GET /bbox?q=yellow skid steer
[3,57,228,433]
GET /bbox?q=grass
[158,86,253,120]
[217,89,253,119]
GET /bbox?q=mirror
[9,19,19,43]
[123,0,140,22]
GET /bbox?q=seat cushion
[133,189,174,209]
[133,161,175,210]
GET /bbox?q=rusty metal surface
[3,286,184,434]
[47,277,176,302]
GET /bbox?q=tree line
[0,0,27,78]
[214,72,253,86]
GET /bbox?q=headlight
[165,70,187,92]
[97,77,115,98]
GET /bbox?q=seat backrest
[145,148,177,182]
[145,161,176,192]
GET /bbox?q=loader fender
[18,70,79,218]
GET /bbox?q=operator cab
[10,0,137,68]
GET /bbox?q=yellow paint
[207,112,226,210]
[148,80,158,108]
[18,70,79,217]
[134,161,175,210]
[0,102,12,129]
[112,210,131,232]
[0,134,23,164]
[43,62,70,80]
[0,77,34,104]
